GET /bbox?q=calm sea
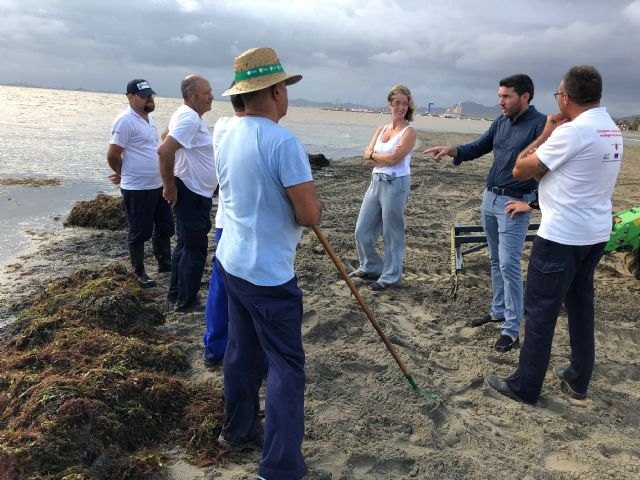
[0,85,494,264]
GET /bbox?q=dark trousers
[168,178,212,308]
[203,228,228,362]
[121,187,174,244]
[507,237,606,404]
[218,260,307,480]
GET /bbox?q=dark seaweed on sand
[0,263,226,479]
[64,194,127,231]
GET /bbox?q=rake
[312,225,436,400]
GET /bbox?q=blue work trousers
[121,187,174,244]
[168,178,212,308]
[507,237,606,404]
[354,173,410,286]
[218,260,307,480]
[203,228,228,363]
[481,189,534,338]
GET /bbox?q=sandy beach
[1,130,639,479]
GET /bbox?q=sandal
[348,270,378,280]
[367,281,387,292]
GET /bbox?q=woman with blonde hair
[350,84,417,291]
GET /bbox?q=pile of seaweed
[0,177,63,187]
[0,263,227,479]
[64,194,127,230]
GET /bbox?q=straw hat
[222,47,302,96]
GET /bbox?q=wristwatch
[369,151,374,160]
[528,200,540,210]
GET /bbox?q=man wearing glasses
[424,74,546,353]
[486,65,622,404]
[108,79,174,288]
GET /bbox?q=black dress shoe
[175,294,201,313]
[218,433,263,452]
[494,334,519,352]
[135,272,156,288]
[485,374,532,404]
[470,314,504,328]
[553,365,587,400]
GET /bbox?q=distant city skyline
[2,0,639,117]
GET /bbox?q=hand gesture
[423,145,456,161]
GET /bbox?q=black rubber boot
[128,242,156,288]
[152,236,172,273]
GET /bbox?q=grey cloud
[1,0,639,116]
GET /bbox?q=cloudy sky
[1,0,639,116]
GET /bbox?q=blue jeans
[481,189,534,338]
[218,260,307,480]
[203,228,228,363]
[507,237,606,404]
[354,173,410,285]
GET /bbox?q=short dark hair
[562,65,602,106]
[227,80,245,112]
[499,74,535,103]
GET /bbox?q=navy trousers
[203,228,228,363]
[218,260,307,480]
[507,237,606,404]
[168,178,212,308]
[121,187,174,244]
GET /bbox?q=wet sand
[1,131,639,479]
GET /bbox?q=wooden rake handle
[312,225,415,386]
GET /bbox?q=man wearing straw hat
[215,47,325,480]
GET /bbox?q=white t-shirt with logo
[536,107,622,245]
[110,107,162,190]
[212,116,242,229]
[169,105,216,197]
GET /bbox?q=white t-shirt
[109,107,162,190]
[169,104,216,198]
[216,116,313,286]
[212,116,242,229]
[372,124,414,177]
[536,107,622,245]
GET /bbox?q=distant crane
[427,102,434,114]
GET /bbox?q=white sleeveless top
[372,124,414,177]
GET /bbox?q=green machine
[605,205,640,279]
[451,205,640,296]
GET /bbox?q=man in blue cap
[108,78,174,287]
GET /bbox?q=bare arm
[423,144,458,161]
[286,181,324,227]
[363,126,383,163]
[363,127,417,167]
[106,144,124,185]
[157,135,182,207]
[513,113,569,181]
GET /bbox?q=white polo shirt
[536,107,622,245]
[109,107,162,190]
[169,105,216,198]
